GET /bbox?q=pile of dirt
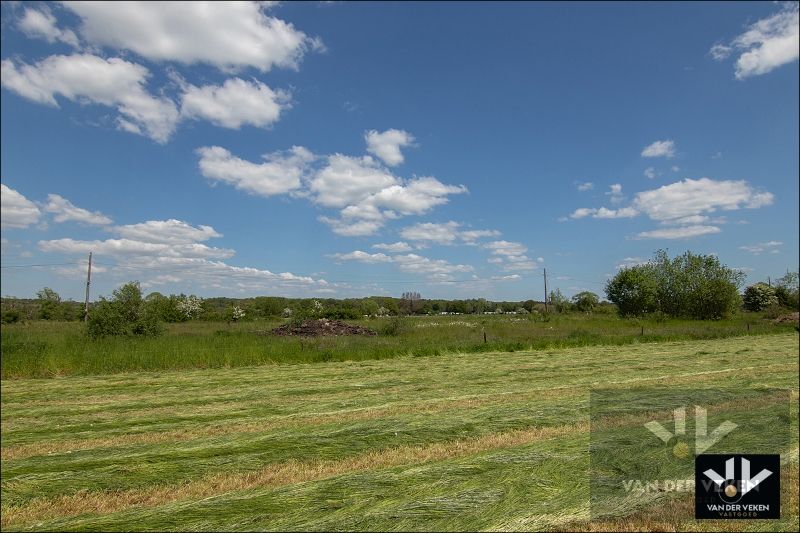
[270,319,377,337]
[772,312,799,324]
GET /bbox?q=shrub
[605,250,743,319]
[774,272,799,310]
[1,309,21,324]
[87,281,164,338]
[743,283,779,312]
[572,291,599,313]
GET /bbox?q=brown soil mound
[773,312,799,324]
[270,319,377,337]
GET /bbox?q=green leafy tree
[572,291,599,313]
[606,250,742,319]
[549,288,571,313]
[743,282,779,312]
[36,287,62,320]
[774,272,799,310]
[605,265,659,317]
[87,282,163,338]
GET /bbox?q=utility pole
[767,276,771,287]
[543,268,548,313]
[83,251,92,322]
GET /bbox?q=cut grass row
[2,333,798,530]
[1,312,793,378]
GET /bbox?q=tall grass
[1,312,794,379]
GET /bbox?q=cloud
[393,253,473,276]
[113,219,221,244]
[400,221,460,245]
[634,225,722,240]
[1,184,41,229]
[606,183,624,205]
[196,145,313,197]
[711,151,723,160]
[38,237,235,259]
[196,136,467,238]
[372,241,413,252]
[329,250,392,263]
[309,154,397,208]
[365,129,414,166]
[709,43,733,61]
[483,240,538,271]
[318,216,384,237]
[632,177,773,223]
[399,221,499,246]
[364,177,467,215]
[569,206,638,219]
[641,140,676,158]
[62,1,321,72]
[567,177,772,239]
[44,194,112,225]
[644,167,656,179]
[180,78,291,129]
[577,181,594,191]
[671,166,680,172]
[711,3,799,79]
[459,229,501,243]
[1,54,179,143]
[739,240,782,255]
[17,6,79,47]
[616,256,647,269]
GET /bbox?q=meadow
[1,332,798,531]
[1,312,795,379]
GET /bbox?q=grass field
[1,332,797,531]
[1,312,794,378]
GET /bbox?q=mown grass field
[1,332,797,531]
[1,312,794,378]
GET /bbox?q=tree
[743,283,779,312]
[87,281,163,338]
[549,289,571,313]
[605,250,742,319]
[401,291,421,314]
[36,287,62,320]
[775,271,799,310]
[572,291,599,313]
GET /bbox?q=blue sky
[1,1,798,302]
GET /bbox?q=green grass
[1,333,797,531]
[1,312,794,378]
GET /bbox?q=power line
[0,262,84,269]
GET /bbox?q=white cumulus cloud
[196,145,313,197]
[365,129,414,166]
[1,54,179,143]
[641,140,676,158]
[113,219,221,244]
[1,184,41,229]
[711,3,799,79]
[44,194,112,225]
[181,78,291,129]
[17,6,79,47]
[62,1,322,72]
[372,241,413,253]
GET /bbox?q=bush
[605,250,743,319]
[774,272,799,310]
[87,282,164,339]
[743,283,779,312]
[572,291,599,313]
[605,265,659,317]
[1,309,21,324]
